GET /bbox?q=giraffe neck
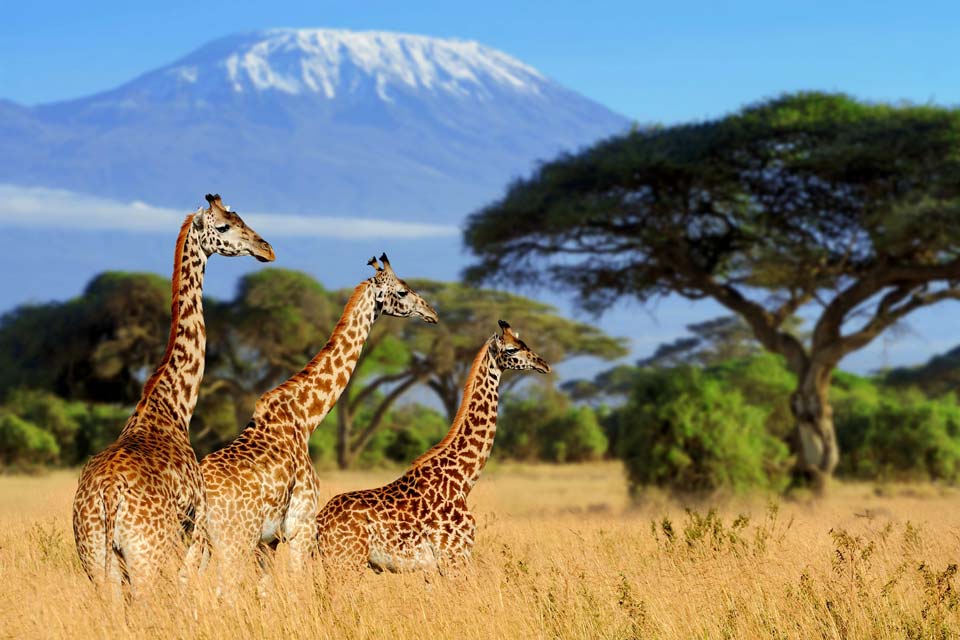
[127,214,208,436]
[411,339,501,497]
[261,281,379,440]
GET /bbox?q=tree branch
[347,374,426,460]
[827,287,960,361]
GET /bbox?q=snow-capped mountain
[2,29,629,222]
[158,29,546,101]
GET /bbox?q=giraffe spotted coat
[316,320,550,576]
[194,255,438,585]
[72,195,274,595]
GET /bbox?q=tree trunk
[441,392,458,424]
[789,364,839,493]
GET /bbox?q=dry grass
[2,462,960,639]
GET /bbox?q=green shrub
[3,389,80,462]
[73,403,127,462]
[708,353,796,440]
[835,389,960,482]
[0,413,59,466]
[616,366,790,495]
[0,389,128,466]
[381,404,448,464]
[309,404,449,469]
[498,387,609,463]
[539,406,608,462]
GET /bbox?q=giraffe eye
[215,224,230,233]
[504,347,520,354]
[397,291,408,298]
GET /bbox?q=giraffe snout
[420,304,439,324]
[254,239,276,263]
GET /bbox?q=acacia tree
[464,92,960,489]
[194,268,339,451]
[0,271,171,403]
[333,279,627,468]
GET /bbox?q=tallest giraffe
[72,194,275,597]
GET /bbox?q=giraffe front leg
[284,472,320,573]
[285,517,318,572]
[181,536,209,584]
[438,507,477,577]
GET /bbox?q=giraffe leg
[318,527,370,594]
[116,496,188,599]
[286,518,318,572]
[283,472,320,572]
[181,535,210,586]
[438,508,476,576]
[121,537,173,599]
[210,530,260,600]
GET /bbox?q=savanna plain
[1,462,959,639]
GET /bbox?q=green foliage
[0,413,59,467]
[499,387,608,463]
[226,268,336,385]
[465,92,960,310]
[0,390,127,467]
[3,389,81,462]
[380,404,449,464]
[707,353,797,440]
[465,92,960,478]
[310,403,448,469]
[616,366,791,494]
[0,272,170,404]
[72,403,128,462]
[835,387,960,482]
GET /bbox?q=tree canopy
[0,272,171,404]
[0,268,626,467]
[465,92,960,487]
[331,278,628,468]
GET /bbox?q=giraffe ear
[379,253,395,275]
[192,209,205,230]
[367,256,382,271]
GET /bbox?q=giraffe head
[193,194,276,262]
[493,320,551,374]
[367,253,439,324]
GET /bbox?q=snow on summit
[5,27,627,226]
[171,28,547,101]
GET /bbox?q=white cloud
[0,184,459,239]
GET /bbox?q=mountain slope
[1,29,629,221]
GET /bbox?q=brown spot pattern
[72,199,273,597]
[316,328,550,577]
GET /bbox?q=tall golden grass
[1,462,958,639]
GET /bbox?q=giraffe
[315,320,550,577]
[72,194,275,597]
[192,254,438,587]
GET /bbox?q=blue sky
[3,0,958,122]
[3,0,960,374]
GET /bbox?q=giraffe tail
[100,478,125,582]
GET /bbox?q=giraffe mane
[409,336,494,468]
[137,213,196,409]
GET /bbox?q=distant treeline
[1,270,957,493]
[0,269,624,471]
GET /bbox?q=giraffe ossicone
[72,194,274,598]
[315,319,550,577]
[192,254,438,589]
